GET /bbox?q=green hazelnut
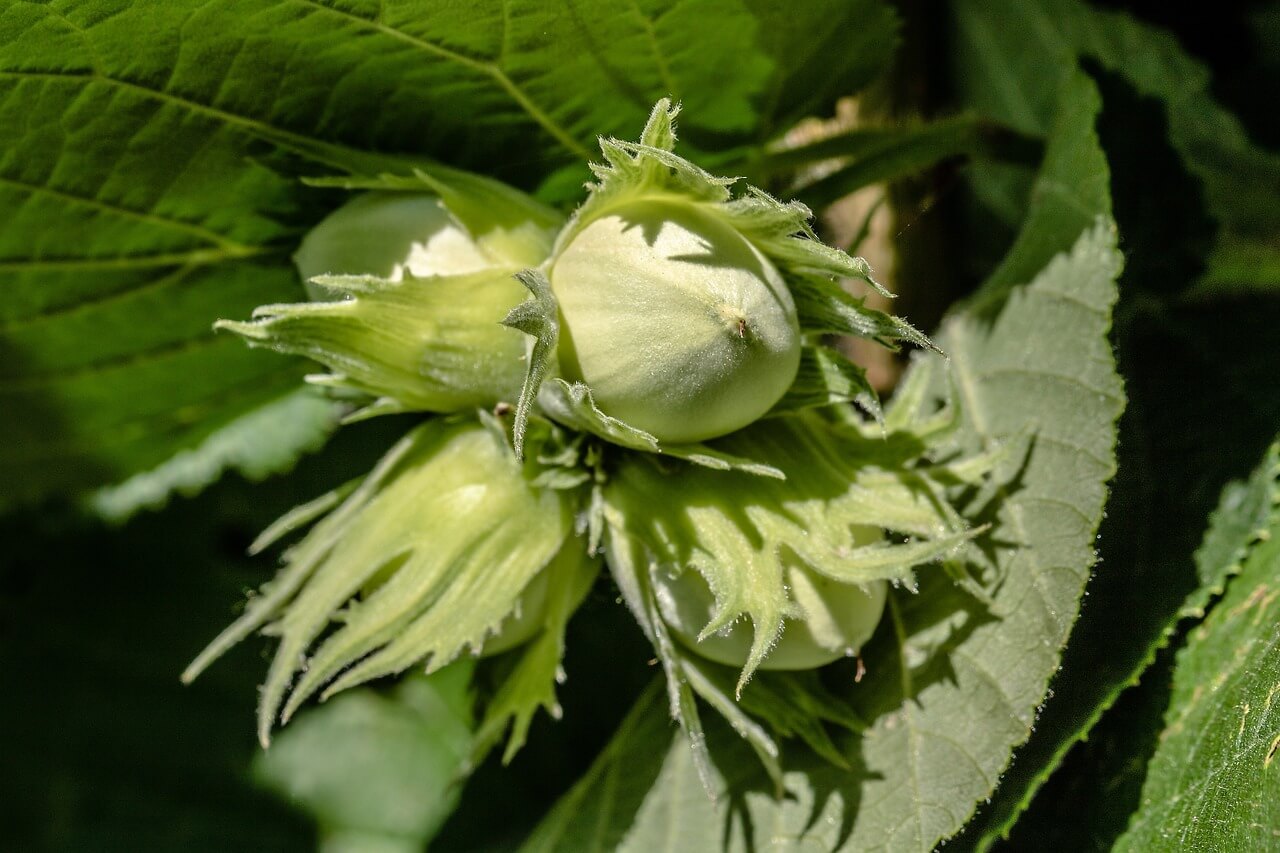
[550,199,801,444]
[294,192,498,291]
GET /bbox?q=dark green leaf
[963,63,1112,312]
[743,0,899,135]
[1181,440,1280,621]
[88,387,340,523]
[781,116,1039,211]
[518,683,695,853]
[989,437,1280,851]
[955,72,1280,840]
[0,490,315,850]
[961,294,1280,849]
[951,0,1280,290]
[1115,514,1280,851]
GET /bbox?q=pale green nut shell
[654,526,889,670]
[295,192,498,293]
[550,199,801,444]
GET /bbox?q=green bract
[605,388,995,691]
[217,168,562,419]
[182,417,592,750]
[653,537,888,671]
[198,102,996,781]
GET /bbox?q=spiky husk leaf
[217,269,530,418]
[501,100,931,454]
[604,396,994,692]
[501,269,560,459]
[538,380,785,478]
[473,542,601,764]
[767,345,883,421]
[183,418,577,747]
[220,150,563,417]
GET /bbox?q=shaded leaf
[518,683,695,853]
[951,0,1280,289]
[475,543,601,764]
[1115,513,1280,851]
[255,665,476,852]
[88,387,340,523]
[766,345,881,420]
[989,436,1280,851]
[958,145,1280,853]
[779,116,1039,211]
[0,490,315,851]
[743,0,899,135]
[1180,440,1280,621]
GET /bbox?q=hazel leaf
[1116,505,1280,851]
[87,387,341,523]
[692,664,865,770]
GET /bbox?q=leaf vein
[287,0,593,159]
[0,174,246,251]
